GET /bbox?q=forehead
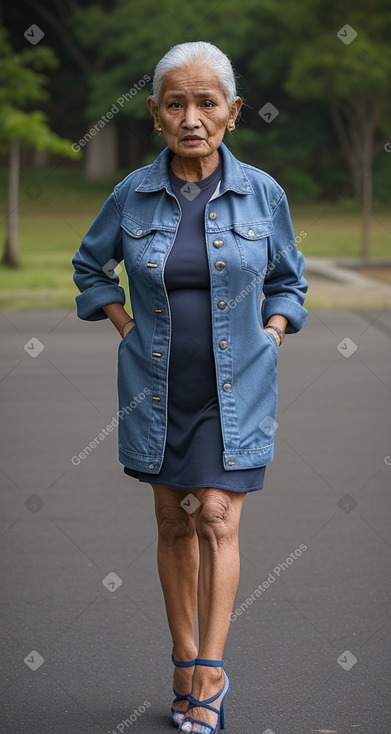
[160,63,225,98]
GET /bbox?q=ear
[229,96,243,126]
[146,96,161,129]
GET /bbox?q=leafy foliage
[0,24,78,156]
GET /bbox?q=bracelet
[265,324,283,346]
[121,318,134,337]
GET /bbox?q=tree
[0,25,78,267]
[68,0,345,192]
[12,0,391,226]
[279,0,391,256]
[25,0,118,181]
[69,0,212,173]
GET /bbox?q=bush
[279,167,322,203]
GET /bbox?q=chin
[178,142,210,156]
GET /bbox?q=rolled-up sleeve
[261,191,308,333]
[72,192,126,321]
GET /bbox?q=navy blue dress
[124,159,266,492]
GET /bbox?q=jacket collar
[135,142,254,196]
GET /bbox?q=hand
[264,327,280,346]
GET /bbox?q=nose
[182,104,201,129]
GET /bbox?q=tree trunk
[329,104,361,198]
[2,140,20,267]
[32,149,50,168]
[330,102,380,257]
[85,121,118,182]
[361,121,374,258]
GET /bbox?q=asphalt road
[1,307,390,734]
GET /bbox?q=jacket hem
[119,446,164,473]
[222,445,274,469]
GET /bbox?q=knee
[157,504,194,544]
[195,494,233,544]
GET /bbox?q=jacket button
[227,460,235,466]
[223,382,232,390]
[136,229,143,236]
[209,212,217,219]
[147,262,158,268]
[217,300,227,310]
[215,261,225,271]
[148,463,155,469]
[219,340,228,350]
[213,239,224,248]
[248,229,255,236]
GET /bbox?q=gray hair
[152,41,237,107]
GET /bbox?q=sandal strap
[172,688,189,703]
[180,715,215,734]
[187,677,225,708]
[187,699,220,715]
[195,657,223,667]
[172,653,196,667]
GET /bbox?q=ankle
[192,665,223,690]
[172,645,198,663]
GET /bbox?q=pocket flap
[121,215,155,238]
[233,221,274,240]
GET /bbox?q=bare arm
[102,303,135,338]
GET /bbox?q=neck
[170,150,220,181]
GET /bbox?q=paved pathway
[0,307,390,733]
[304,258,391,310]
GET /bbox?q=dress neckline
[169,157,223,190]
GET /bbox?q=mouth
[181,135,205,143]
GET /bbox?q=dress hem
[123,468,265,493]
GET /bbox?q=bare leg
[187,487,246,732]
[152,483,199,711]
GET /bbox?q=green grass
[0,167,390,311]
[292,203,391,258]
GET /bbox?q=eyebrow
[165,91,218,99]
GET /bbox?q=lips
[182,136,204,142]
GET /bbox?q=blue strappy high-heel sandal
[171,654,196,727]
[178,658,230,734]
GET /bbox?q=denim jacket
[72,142,308,473]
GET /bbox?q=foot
[180,666,225,733]
[173,663,195,715]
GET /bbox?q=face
[147,62,242,160]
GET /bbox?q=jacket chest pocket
[121,216,157,275]
[232,220,273,276]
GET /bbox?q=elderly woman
[72,41,308,734]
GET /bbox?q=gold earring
[156,124,162,131]
[227,121,235,132]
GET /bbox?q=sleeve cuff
[262,295,308,334]
[75,284,126,321]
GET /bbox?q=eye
[169,101,182,109]
[202,100,215,108]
